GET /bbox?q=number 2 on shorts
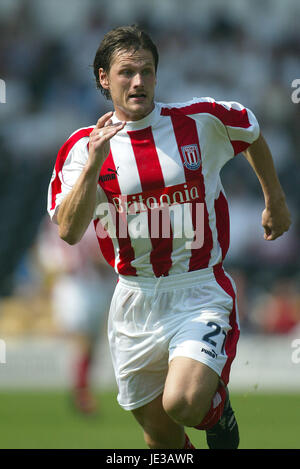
[202,321,227,354]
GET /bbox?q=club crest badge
[181,144,201,170]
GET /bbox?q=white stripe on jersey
[152,115,186,187]
[110,134,143,195]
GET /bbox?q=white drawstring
[153,274,164,298]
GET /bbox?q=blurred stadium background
[0,0,300,449]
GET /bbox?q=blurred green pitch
[0,391,299,449]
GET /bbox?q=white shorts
[108,264,240,411]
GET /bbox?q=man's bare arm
[57,163,100,244]
[57,112,125,245]
[242,132,291,240]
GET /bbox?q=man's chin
[126,102,154,121]
[115,101,154,122]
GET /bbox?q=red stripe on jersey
[50,127,93,211]
[213,265,240,385]
[127,127,165,191]
[128,127,173,277]
[214,191,230,261]
[168,112,213,270]
[93,219,115,268]
[161,101,250,129]
[147,207,173,277]
[231,139,251,156]
[99,151,136,276]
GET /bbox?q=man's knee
[162,389,211,427]
[163,357,219,427]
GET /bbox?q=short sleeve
[160,97,260,170]
[188,97,260,155]
[210,98,259,155]
[47,127,94,223]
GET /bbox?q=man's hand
[57,112,125,245]
[88,111,125,169]
[243,133,292,241]
[262,198,291,240]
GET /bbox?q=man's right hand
[57,112,125,245]
[88,111,126,169]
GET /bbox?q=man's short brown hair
[93,25,159,100]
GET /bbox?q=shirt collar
[111,102,160,131]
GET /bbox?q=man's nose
[132,73,144,87]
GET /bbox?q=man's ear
[99,68,109,90]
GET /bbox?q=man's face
[99,48,156,121]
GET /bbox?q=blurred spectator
[36,217,116,413]
[250,278,300,335]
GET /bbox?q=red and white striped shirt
[48,97,259,278]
